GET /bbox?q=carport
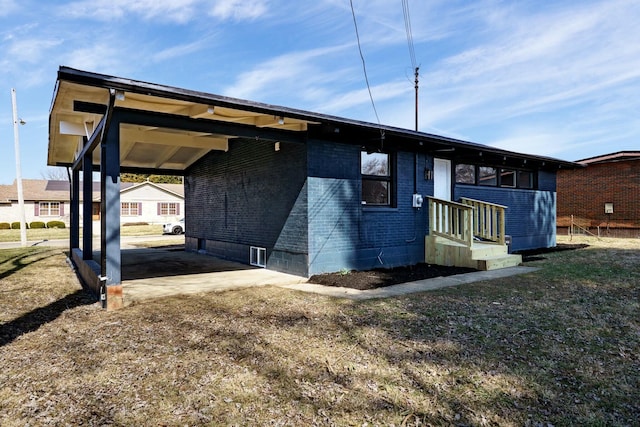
[48,67,317,309]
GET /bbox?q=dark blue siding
[454,170,557,251]
[185,138,309,276]
[307,140,431,274]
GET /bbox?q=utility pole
[11,88,27,247]
[414,66,419,131]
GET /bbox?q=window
[456,162,536,189]
[499,169,516,188]
[38,202,61,216]
[455,164,476,184]
[158,202,180,216]
[517,170,534,189]
[121,202,140,216]
[478,167,497,186]
[361,151,394,206]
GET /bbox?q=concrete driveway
[120,247,308,306]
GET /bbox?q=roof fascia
[57,66,580,170]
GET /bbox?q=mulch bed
[310,243,590,290]
[309,263,477,290]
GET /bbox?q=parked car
[163,218,185,235]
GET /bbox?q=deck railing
[427,197,474,247]
[428,197,508,247]
[460,197,507,245]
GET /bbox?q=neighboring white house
[0,179,184,226]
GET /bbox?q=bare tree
[41,166,69,181]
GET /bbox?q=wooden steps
[425,236,522,271]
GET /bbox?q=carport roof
[48,66,579,173]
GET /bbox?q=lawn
[0,224,163,243]
[0,236,638,426]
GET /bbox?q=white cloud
[61,0,269,23]
[209,0,269,21]
[61,44,126,76]
[0,0,18,16]
[62,0,202,23]
[7,38,62,63]
[151,37,216,62]
[222,44,351,103]
[420,0,640,144]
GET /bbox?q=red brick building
[557,151,640,237]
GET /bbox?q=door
[434,158,452,201]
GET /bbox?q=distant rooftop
[577,151,640,165]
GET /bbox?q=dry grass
[1,237,639,426]
[0,224,163,243]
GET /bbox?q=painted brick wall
[185,138,309,276]
[454,170,557,251]
[557,160,640,230]
[307,140,431,274]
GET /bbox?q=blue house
[47,67,576,309]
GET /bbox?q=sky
[0,0,639,184]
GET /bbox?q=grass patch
[0,237,638,425]
[0,224,163,243]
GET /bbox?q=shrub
[11,222,28,230]
[0,222,10,230]
[30,221,46,229]
[123,222,149,226]
[46,221,66,229]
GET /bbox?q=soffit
[49,80,314,172]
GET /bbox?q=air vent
[250,246,266,268]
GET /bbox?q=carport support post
[100,124,122,310]
[82,147,93,259]
[70,168,79,249]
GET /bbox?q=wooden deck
[426,197,522,271]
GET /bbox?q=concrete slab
[121,248,307,306]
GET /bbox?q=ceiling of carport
[49,80,315,173]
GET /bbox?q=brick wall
[557,160,640,231]
[185,138,309,276]
[454,170,558,251]
[307,140,431,274]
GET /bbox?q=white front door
[434,158,452,201]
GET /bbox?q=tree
[120,173,182,184]
[41,166,69,181]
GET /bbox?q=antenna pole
[414,67,419,131]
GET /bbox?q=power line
[349,0,385,143]
[402,0,417,70]
[402,0,420,131]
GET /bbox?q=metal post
[11,88,27,247]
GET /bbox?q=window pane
[455,164,476,184]
[50,202,60,216]
[500,169,515,187]
[518,170,534,189]
[478,167,497,186]
[362,180,389,205]
[361,152,389,176]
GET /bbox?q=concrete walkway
[279,266,539,300]
[120,247,538,305]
